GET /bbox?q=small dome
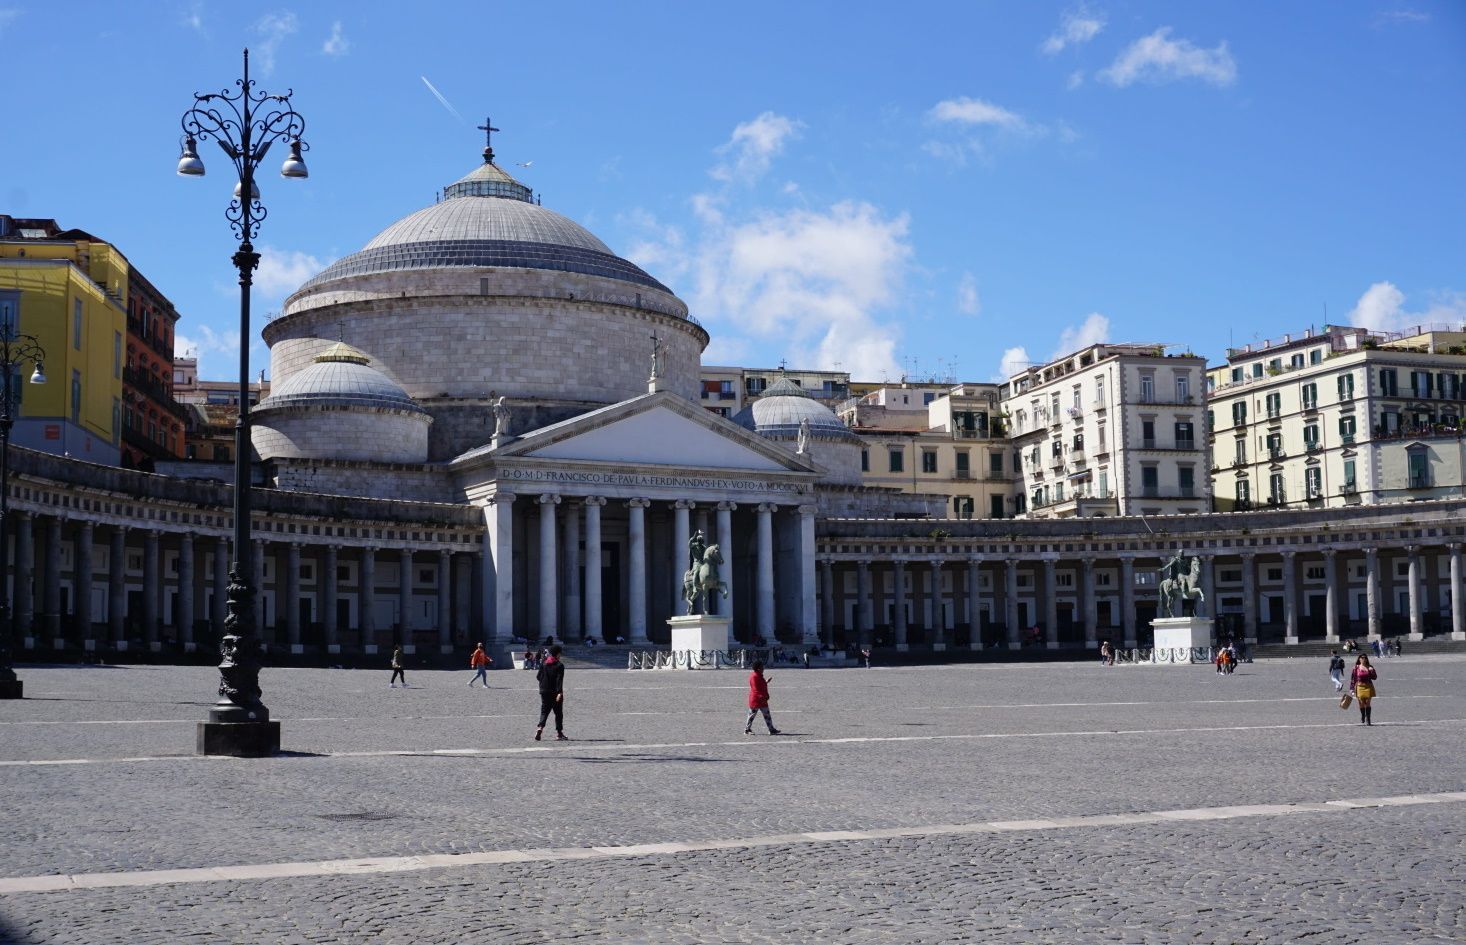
[733,375,860,442]
[258,344,427,415]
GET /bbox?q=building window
[71,370,82,424]
[1343,459,1356,492]
[1290,353,1304,369]
[1234,438,1247,464]
[112,398,120,446]
[988,451,1003,475]
[921,450,938,474]
[923,392,936,405]
[1141,465,1159,497]
[1174,421,1194,450]
[1339,414,1356,444]
[1379,368,1398,396]
[1235,478,1250,506]
[1303,424,1320,450]
[1230,367,1243,384]
[990,494,1005,519]
[1302,382,1317,410]
[1338,373,1354,401]
[1097,423,1106,451]
[1252,363,1264,379]
[1265,392,1281,419]
[1141,419,1156,448]
[1269,472,1285,504]
[1178,466,1195,497]
[73,298,83,350]
[1266,432,1283,459]
[1408,449,1429,489]
[1095,376,1106,405]
[955,451,969,475]
[1176,375,1190,402]
[888,449,904,473]
[1097,469,1109,498]
[1140,374,1155,403]
[1310,349,1323,365]
[1305,466,1322,499]
[1232,401,1247,425]
[860,450,869,473]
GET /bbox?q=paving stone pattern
[1,657,1464,944]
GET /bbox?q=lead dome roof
[733,375,861,443]
[257,343,428,415]
[297,148,671,294]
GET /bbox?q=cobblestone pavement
[1,657,1463,943]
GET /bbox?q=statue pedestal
[1152,616,1212,650]
[668,614,732,665]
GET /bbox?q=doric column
[1407,545,1424,641]
[563,501,582,641]
[1323,549,1339,643]
[1450,544,1465,641]
[14,512,34,634]
[818,558,835,647]
[438,549,453,651]
[857,559,873,646]
[322,545,339,650]
[1199,554,1216,629]
[1364,547,1381,641]
[967,557,983,650]
[251,539,265,643]
[1120,556,1136,649]
[360,547,376,645]
[627,498,651,644]
[43,517,62,638]
[1241,553,1258,644]
[715,502,736,623]
[75,523,95,640]
[673,500,693,613]
[892,558,909,650]
[755,503,776,643]
[583,497,604,641]
[1004,560,1020,650]
[139,528,158,645]
[212,536,228,632]
[284,543,302,648]
[928,558,947,649]
[1082,558,1098,648]
[398,547,413,647]
[485,492,515,645]
[537,494,560,639]
[176,533,193,646]
[107,526,126,644]
[798,504,818,646]
[1282,550,1299,645]
[1043,558,1059,650]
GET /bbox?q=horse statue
[1159,555,1206,618]
[682,543,729,615]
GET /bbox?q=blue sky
[2,2,1463,383]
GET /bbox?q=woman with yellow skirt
[1351,654,1379,725]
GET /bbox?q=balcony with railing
[1175,437,1196,451]
[1268,447,1286,461]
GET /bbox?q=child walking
[744,660,781,735]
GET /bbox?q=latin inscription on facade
[504,468,804,493]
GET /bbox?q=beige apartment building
[1007,343,1209,518]
[1208,324,1466,511]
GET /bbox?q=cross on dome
[477,117,500,163]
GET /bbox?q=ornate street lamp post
[0,332,46,700]
[175,48,310,755]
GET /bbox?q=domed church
[249,133,930,650]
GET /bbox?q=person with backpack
[744,660,781,735]
[467,643,493,688]
[1328,650,1346,692]
[534,644,568,741]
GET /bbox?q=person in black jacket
[534,644,567,741]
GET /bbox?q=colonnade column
[251,539,265,643]
[322,545,339,651]
[1043,557,1059,650]
[563,501,581,642]
[14,512,33,634]
[929,559,947,649]
[1241,552,1258,645]
[1406,545,1424,642]
[1282,550,1299,645]
[1450,543,1465,641]
[892,559,908,651]
[212,536,228,632]
[715,502,736,623]
[1082,558,1097,649]
[1120,556,1136,649]
[140,528,158,646]
[627,498,650,645]
[755,503,776,644]
[1199,555,1216,632]
[856,560,873,647]
[1322,549,1339,643]
[108,526,126,645]
[284,543,301,648]
[583,498,604,642]
[397,548,413,647]
[360,548,376,647]
[1364,547,1381,641]
[818,558,834,647]
[798,505,818,647]
[176,533,193,647]
[673,500,692,613]
[43,517,62,639]
[967,557,983,651]
[1003,561,1019,650]
[485,493,515,645]
[437,549,453,652]
[75,523,94,641]
[537,494,560,640]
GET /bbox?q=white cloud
[957,272,981,317]
[0,8,21,37]
[180,2,205,35]
[1374,9,1430,26]
[1099,27,1237,88]
[172,324,270,382]
[710,112,803,184]
[1066,70,1085,90]
[1347,281,1466,335]
[929,96,1025,129]
[254,245,326,297]
[1053,312,1111,357]
[252,12,298,77]
[1042,7,1105,55]
[998,346,1031,380]
[322,20,349,57]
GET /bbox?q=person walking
[1328,650,1346,692]
[389,647,407,688]
[744,660,781,735]
[534,644,568,741]
[1351,654,1379,725]
[468,643,492,688]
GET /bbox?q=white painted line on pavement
[2,789,1463,896]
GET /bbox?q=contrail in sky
[421,76,464,123]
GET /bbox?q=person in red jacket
[744,660,781,735]
[467,643,492,688]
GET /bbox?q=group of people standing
[1330,649,1380,725]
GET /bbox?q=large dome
[734,375,859,442]
[260,343,426,414]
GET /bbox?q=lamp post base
[0,678,22,699]
[196,720,280,757]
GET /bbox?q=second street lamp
[175,47,311,756]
